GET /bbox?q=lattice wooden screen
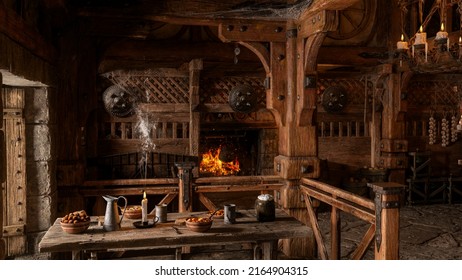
[317,77,367,107]
[103,70,190,104]
[200,77,265,105]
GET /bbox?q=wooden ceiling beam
[299,0,361,20]
[98,40,263,73]
[317,46,387,67]
[75,0,294,25]
[218,22,287,42]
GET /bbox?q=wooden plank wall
[1,87,26,257]
[0,72,4,259]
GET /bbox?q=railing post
[368,182,406,260]
[175,162,195,212]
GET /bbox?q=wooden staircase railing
[300,178,405,260]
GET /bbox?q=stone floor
[317,203,462,260]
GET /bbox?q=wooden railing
[300,178,405,260]
[82,175,283,214]
[194,175,283,211]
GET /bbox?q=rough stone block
[26,160,56,196]
[26,124,54,161]
[25,232,49,258]
[27,193,57,232]
[25,88,50,124]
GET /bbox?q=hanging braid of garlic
[428,113,437,145]
[441,115,450,147]
[451,112,458,143]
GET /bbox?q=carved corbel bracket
[297,10,337,127]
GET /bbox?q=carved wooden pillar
[217,4,348,258]
[273,12,337,258]
[376,65,410,183]
[176,162,195,212]
[189,59,202,178]
[368,182,406,259]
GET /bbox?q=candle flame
[401,34,404,41]
[143,191,146,199]
[419,26,423,33]
[441,23,445,31]
[459,36,461,43]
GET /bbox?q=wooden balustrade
[300,178,405,260]
[81,175,284,213]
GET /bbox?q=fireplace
[199,128,278,177]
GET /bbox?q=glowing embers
[199,146,240,176]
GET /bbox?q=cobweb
[178,0,315,20]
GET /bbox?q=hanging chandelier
[396,0,462,73]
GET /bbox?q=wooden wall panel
[1,88,26,257]
[0,72,4,260]
[318,137,371,186]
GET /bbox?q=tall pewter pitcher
[103,195,127,231]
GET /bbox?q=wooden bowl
[208,209,224,219]
[185,217,213,232]
[124,205,142,219]
[60,220,90,234]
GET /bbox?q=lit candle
[436,23,448,40]
[397,34,408,50]
[141,191,148,224]
[414,26,427,45]
[459,36,462,59]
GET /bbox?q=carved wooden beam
[237,42,270,74]
[299,0,361,20]
[218,22,287,42]
[297,10,337,127]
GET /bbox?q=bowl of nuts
[185,217,213,232]
[124,205,142,219]
[60,210,91,234]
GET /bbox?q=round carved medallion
[102,85,137,118]
[228,84,258,114]
[321,86,347,113]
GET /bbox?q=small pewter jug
[103,195,128,231]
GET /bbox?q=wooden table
[39,209,312,260]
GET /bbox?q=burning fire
[200,146,240,176]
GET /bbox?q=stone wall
[24,87,56,256]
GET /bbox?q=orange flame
[200,146,240,176]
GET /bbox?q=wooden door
[1,87,26,257]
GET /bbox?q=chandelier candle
[459,36,462,59]
[397,34,408,50]
[414,26,427,44]
[436,23,448,40]
[413,26,428,62]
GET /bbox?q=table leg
[253,241,277,260]
[90,251,98,260]
[175,248,183,260]
[71,250,82,260]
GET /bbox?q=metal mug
[155,203,168,223]
[224,204,236,224]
